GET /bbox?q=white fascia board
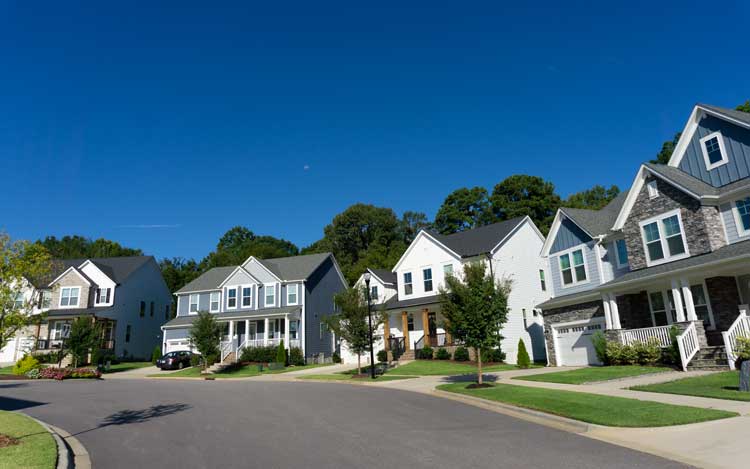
[391,230,461,273]
[541,210,594,257]
[668,105,750,168]
[367,268,395,286]
[47,266,91,288]
[490,216,545,255]
[77,260,116,285]
[612,165,650,231]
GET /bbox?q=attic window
[647,180,659,199]
[700,131,728,170]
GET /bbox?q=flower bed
[26,367,102,380]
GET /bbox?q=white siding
[395,233,460,301]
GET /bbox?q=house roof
[44,306,115,318]
[175,266,237,294]
[559,191,629,238]
[368,268,396,285]
[429,216,528,258]
[383,293,442,311]
[699,103,750,127]
[162,306,302,328]
[645,163,750,198]
[29,256,153,288]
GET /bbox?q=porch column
[401,311,410,351]
[284,314,290,350]
[602,294,613,330]
[245,319,249,343]
[383,314,390,351]
[228,320,234,340]
[421,309,429,346]
[671,279,686,322]
[680,279,698,322]
[608,294,622,330]
[264,317,269,345]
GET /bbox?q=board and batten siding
[549,240,601,296]
[720,200,750,244]
[550,217,593,254]
[304,257,346,359]
[678,115,750,188]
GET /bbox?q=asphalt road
[0,379,688,469]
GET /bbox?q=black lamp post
[363,272,376,379]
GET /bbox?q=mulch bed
[0,433,19,448]
[351,374,370,379]
[0,374,27,380]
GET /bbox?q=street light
[363,272,376,379]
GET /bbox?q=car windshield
[164,352,179,358]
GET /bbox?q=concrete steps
[687,346,730,371]
[398,350,415,361]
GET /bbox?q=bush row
[238,345,305,366]
[26,367,101,380]
[413,345,506,363]
[592,331,668,366]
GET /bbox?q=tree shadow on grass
[74,403,191,436]
[439,374,499,384]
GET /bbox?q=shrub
[275,341,288,366]
[591,331,608,365]
[516,339,531,369]
[240,346,277,363]
[734,335,750,369]
[665,325,681,365]
[482,347,506,363]
[607,341,639,365]
[435,348,450,360]
[12,355,40,376]
[633,338,661,366]
[32,367,101,380]
[417,345,433,360]
[33,352,61,364]
[453,346,470,361]
[25,368,41,379]
[289,347,305,366]
[377,349,388,363]
[332,352,341,364]
[151,346,162,364]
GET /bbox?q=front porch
[219,314,302,363]
[33,316,116,356]
[381,305,458,360]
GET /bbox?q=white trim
[77,260,116,284]
[218,266,261,288]
[241,256,283,282]
[225,286,238,310]
[391,230,462,273]
[189,293,199,314]
[58,286,81,308]
[240,284,253,309]
[699,131,729,171]
[732,196,750,238]
[555,245,590,288]
[264,283,277,307]
[209,291,221,313]
[286,283,299,305]
[638,208,691,267]
[365,268,395,286]
[647,180,659,199]
[47,266,91,288]
[421,266,434,293]
[402,271,414,296]
[489,216,546,255]
[669,105,750,168]
[541,210,594,257]
[551,317,606,368]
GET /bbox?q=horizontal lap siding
[720,201,750,244]
[549,241,601,296]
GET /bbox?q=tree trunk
[477,348,483,385]
[357,354,362,375]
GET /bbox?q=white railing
[266,338,282,347]
[722,305,750,370]
[236,338,248,359]
[220,340,234,363]
[289,339,301,349]
[677,322,700,371]
[621,325,673,348]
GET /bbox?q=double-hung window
[41,291,52,309]
[370,285,378,300]
[210,292,220,312]
[690,284,713,328]
[95,288,110,304]
[13,293,24,308]
[615,239,629,268]
[241,287,252,307]
[640,210,688,265]
[403,272,413,295]
[227,288,237,308]
[265,284,276,307]
[443,264,453,276]
[538,269,546,291]
[733,197,750,236]
[60,287,80,307]
[558,248,587,286]
[423,268,433,292]
[648,292,669,326]
[700,131,728,170]
[286,284,298,305]
[189,294,199,313]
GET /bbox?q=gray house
[161,253,347,363]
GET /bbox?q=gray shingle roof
[559,190,629,237]
[162,306,302,328]
[699,103,750,127]
[368,268,396,285]
[384,293,442,311]
[175,266,237,294]
[644,163,750,198]
[30,256,153,288]
[430,217,528,258]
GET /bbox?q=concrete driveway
[0,379,687,469]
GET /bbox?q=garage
[553,319,604,366]
[165,339,192,354]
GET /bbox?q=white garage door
[165,339,192,354]
[0,338,19,365]
[555,320,604,366]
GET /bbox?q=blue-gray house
[161,253,347,363]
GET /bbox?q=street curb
[48,424,92,469]
[22,415,71,469]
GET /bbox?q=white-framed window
[700,131,729,170]
[443,263,453,276]
[539,269,546,291]
[647,291,670,326]
[227,287,238,309]
[40,291,52,309]
[370,285,378,300]
[265,284,276,307]
[210,292,220,312]
[290,320,298,339]
[647,180,659,199]
[13,293,24,308]
[95,287,111,305]
[690,283,715,329]
[423,268,433,292]
[286,284,298,305]
[189,294,199,313]
[639,209,689,266]
[59,287,80,307]
[241,286,252,307]
[403,272,413,295]
[732,196,750,237]
[615,239,629,268]
[558,247,587,286]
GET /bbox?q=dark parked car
[156,351,193,370]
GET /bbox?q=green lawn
[0,366,13,375]
[103,362,153,374]
[514,366,671,385]
[384,360,538,376]
[632,371,750,401]
[297,374,415,382]
[0,411,57,469]
[437,383,737,427]
[148,363,331,379]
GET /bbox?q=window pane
[705,137,723,163]
[666,235,685,256]
[559,254,570,270]
[653,310,669,326]
[649,292,665,311]
[690,285,707,306]
[405,284,413,295]
[562,269,573,285]
[616,239,628,265]
[643,222,660,243]
[647,241,665,261]
[574,265,587,281]
[662,215,681,237]
[737,198,750,231]
[572,250,584,266]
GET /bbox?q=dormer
[218,266,260,311]
[48,266,94,309]
[78,260,117,307]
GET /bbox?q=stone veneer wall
[622,176,727,271]
[706,276,742,331]
[616,292,652,330]
[49,270,93,310]
[541,300,604,367]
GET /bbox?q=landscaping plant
[377,349,388,363]
[516,339,531,369]
[240,345,277,363]
[483,347,506,363]
[66,317,102,367]
[151,345,162,364]
[12,354,40,375]
[418,345,433,360]
[733,335,750,370]
[275,340,288,366]
[435,348,450,360]
[325,286,383,375]
[289,347,305,366]
[189,311,222,371]
[591,331,608,365]
[453,346,470,361]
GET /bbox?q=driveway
[0,380,687,469]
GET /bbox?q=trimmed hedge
[483,347,506,363]
[453,346,470,361]
[416,346,433,360]
[289,347,305,366]
[239,345,282,364]
[435,348,450,360]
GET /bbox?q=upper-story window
[403,272,413,295]
[558,248,587,286]
[210,292,220,312]
[265,284,276,307]
[700,131,728,170]
[443,264,453,276]
[139,301,146,318]
[287,284,298,305]
[13,293,24,308]
[60,287,80,307]
[242,286,252,307]
[615,239,629,268]
[227,288,238,309]
[370,285,378,300]
[189,294,199,313]
[647,180,659,199]
[640,209,688,266]
[95,288,111,304]
[733,197,750,236]
[423,268,433,292]
[539,269,546,291]
[40,291,52,309]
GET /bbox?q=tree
[433,187,492,234]
[275,340,287,366]
[516,339,531,369]
[159,257,202,296]
[66,317,102,367]
[0,235,52,353]
[325,287,382,375]
[201,226,299,269]
[189,311,222,371]
[737,101,750,113]
[439,262,511,385]
[564,185,621,210]
[490,175,561,234]
[651,132,681,165]
[399,211,431,244]
[35,235,142,259]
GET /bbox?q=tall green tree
[201,226,298,269]
[439,262,511,385]
[433,187,492,234]
[66,317,102,367]
[564,185,621,210]
[651,132,681,165]
[490,175,561,234]
[324,287,382,375]
[35,235,142,259]
[399,211,431,244]
[159,257,202,297]
[736,101,750,113]
[0,235,52,353]
[189,311,222,371]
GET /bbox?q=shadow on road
[74,403,191,436]
[0,395,46,411]
[439,374,499,384]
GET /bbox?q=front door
[248,322,257,340]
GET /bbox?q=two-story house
[0,256,172,365]
[538,104,750,370]
[160,252,347,363]
[363,216,549,365]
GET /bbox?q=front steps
[397,350,415,361]
[207,352,236,373]
[687,346,730,371]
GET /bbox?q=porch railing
[220,340,234,363]
[36,339,67,350]
[677,322,700,372]
[289,339,301,349]
[414,335,424,351]
[621,325,673,348]
[722,305,750,370]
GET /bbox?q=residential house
[538,104,750,370]
[0,256,171,364]
[161,253,347,363]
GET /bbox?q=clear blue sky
[2,1,749,260]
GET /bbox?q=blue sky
[1,1,749,260]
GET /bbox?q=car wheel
[178,362,184,370]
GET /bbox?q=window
[227,288,237,308]
[290,320,298,339]
[210,292,220,312]
[60,287,80,307]
[407,314,414,331]
[370,285,378,300]
[41,291,52,309]
[647,180,659,199]
[733,197,750,236]
[150,301,155,317]
[648,292,669,326]
[139,301,146,318]
[265,284,276,306]
[319,322,327,340]
[165,304,171,320]
[700,131,728,170]
[13,293,24,308]
[423,268,433,292]
[539,270,546,291]
[51,320,71,340]
[615,239,629,268]
[690,284,713,328]
[95,288,110,304]
[443,264,453,276]
[558,248,587,286]
[640,210,688,265]
[286,284,298,305]
[403,272,413,295]
[242,287,252,307]
[189,294,199,313]
[125,324,131,343]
